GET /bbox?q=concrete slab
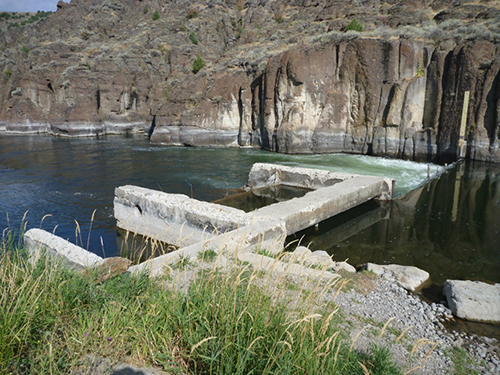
[115,163,394,277]
[237,252,340,281]
[247,163,349,190]
[128,219,287,277]
[248,175,394,235]
[114,185,249,247]
[24,228,104,270]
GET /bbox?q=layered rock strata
[1,0,499,162]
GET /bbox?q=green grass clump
[189,31,199,45]
[256,247,276,258]
[197,249,217,262]
[0,230,406,374]
[192,55,205,74]
[449,346,480,375]
[152,11,160,21]
[345,18,364,32]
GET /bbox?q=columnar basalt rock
[0,0,499,162]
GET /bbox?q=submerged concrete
[114,186,249,248]
[115,163,395,276]
[115,163,394,245]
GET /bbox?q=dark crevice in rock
[148,115,156,138]
[96,89,100,113]
[485,69,500,145]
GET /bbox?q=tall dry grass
[1,229,408,374]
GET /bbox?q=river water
[1,134,499,289]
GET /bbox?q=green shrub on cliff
[345,18,364,32]
[152,11,160,21]
[189,31,199,45]
[186,7,199,19]
[192,55,205,74]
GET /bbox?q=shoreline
[333,273,500,374]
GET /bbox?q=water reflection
[1,134,498,287]
[214,185,310,212]
[291,160,500,285]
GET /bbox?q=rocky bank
[1,0,500,162]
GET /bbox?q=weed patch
[1,231,410,374]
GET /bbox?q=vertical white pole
[458,91,470,158]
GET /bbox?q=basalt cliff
[1,0,500,163]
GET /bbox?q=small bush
[143,5,149,14]
[186,7,198,19]
[21,45,29,53]
[415,64,425,77]
[152,11,160,21]
[192,55,205,74]
[189,31,198,45]
[345,18,364,32]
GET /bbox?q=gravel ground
[332,275,500,375]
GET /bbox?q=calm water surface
[1,134,498,288]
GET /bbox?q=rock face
[1,0,500,162]
[362,263,430,292]
[443,280,500,323]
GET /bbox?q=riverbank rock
[443,280,500,324]
[87,257,132,283]
[361,263,430,292]
[1,1,500,162]
[288,246,336,269]
[331,261,357,274]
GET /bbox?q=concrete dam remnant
[113,163,395,263]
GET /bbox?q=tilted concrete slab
[248,174,394,235]
[237,252,340,281]
[129,219,287,277]
[114,185,249,247]
[24,228,104,270]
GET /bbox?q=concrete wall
[247,163,348,190]
[114,185,250,247]
[248,175,394,235]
